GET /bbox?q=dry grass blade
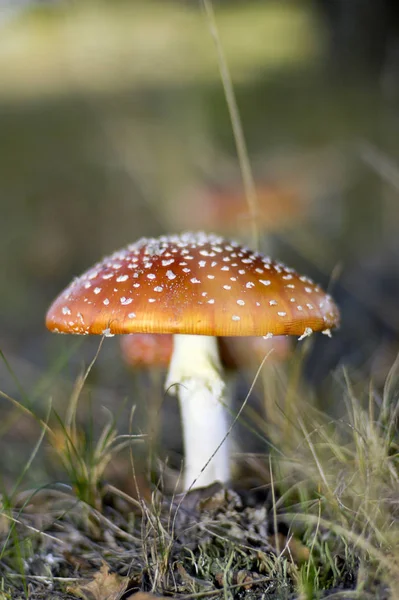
[201,0,259,249]
[283,511,399,577]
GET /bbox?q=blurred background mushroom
[120,331,292,484]
[174,147,347,251]
[120,334,292,379]
[0,0,399,491]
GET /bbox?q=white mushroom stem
[165,334,230,489]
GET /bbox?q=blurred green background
[1,0,399,489]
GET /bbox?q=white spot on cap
[237,299,245,306]
[120,297,133,305]
[191,278,201,284]
[269,300,277,306]
[148,298,156,303]
[260,280,271,286]
[223,285,231,290]
[221,266,230,271]
[199,261,206,267]
[246,282,255,289]
[128,312,136,319]
[298,327,313,341]
[154,286,163,292]
[62,306,71,315]
[166,270,176,280]
[207,299,215,304]
[147,274,156,280]
[182,268,191,273]
[232,315,240,321]
[133,283,140,288]
[116,274,128,282]
[278,311,287,317]
[162,259,174,266]
[102,328,114,337]
[263,333,273,339]
[103,298,109,306]
[208,275,215,279]
[94,287,101,294]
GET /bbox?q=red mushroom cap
[120,334,173,368]
[46,232,339,338]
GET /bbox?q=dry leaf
[68,563,129,600]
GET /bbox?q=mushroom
[46,232,339,489]
[179,180,305,234]
[120,333,173,369]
